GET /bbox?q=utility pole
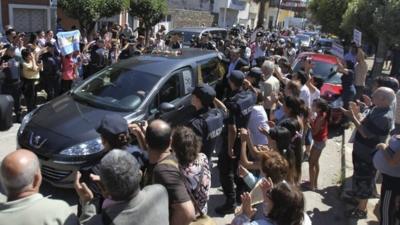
[275,0,282,29]
[223,0,231,28]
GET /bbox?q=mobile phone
[132,120,146,127]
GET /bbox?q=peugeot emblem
[29,132,48,149]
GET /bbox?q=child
[308,98,329,191]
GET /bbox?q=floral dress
[180,153,211,214]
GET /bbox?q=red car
[292,52,344,125]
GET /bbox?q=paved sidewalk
[341,128,381,225]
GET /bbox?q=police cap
[96,114,128,138]
[247,67,263,80]
[192,84,216,107]
[229,70,245,87]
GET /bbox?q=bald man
[140,120,195,225]
[0,150,79,225]
[342,87,395,219]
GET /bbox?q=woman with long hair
[307,98,330,191]
[279,118,303,184]
[232,179,311,225]
[171,126,211,215]
[263,126,297,184]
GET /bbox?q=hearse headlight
[19,108,38,135]
[59,138,103,156]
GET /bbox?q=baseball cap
[229,70,245,87]
[96,114,128,138]
[192,84,216,107]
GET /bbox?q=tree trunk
[145,28,150,47]
[256,0,267,28]
[371,35,387,77]
[81,21,96,41]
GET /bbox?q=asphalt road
[0,124,348,225]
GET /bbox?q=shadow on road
[306,185,346,225]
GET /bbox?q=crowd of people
[0,22,400,225]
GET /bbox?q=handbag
[158,158,216,225]
[181,165,216,225]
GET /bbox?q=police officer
[188,84,227,159]
[215,70,257,215]
[245,67,263,89]
[0,45,21,121]
[40,43,61,101]
[78,114,147,215]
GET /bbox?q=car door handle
[177,105,184,110]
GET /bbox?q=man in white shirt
[260,60,280,114]
[122,23,134,38]
[0,150,79,225]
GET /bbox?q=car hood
[21,95,129,154]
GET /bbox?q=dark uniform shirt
[0,55,20,83]
[225,89,256,129]
[189,107,225,158]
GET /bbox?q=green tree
[253,0,269,28]
[341,0,400,77]
[308,0,349,35]
[129,0,168,45]
[58,0,130,36]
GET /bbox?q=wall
[57,8,79,31]
[267,7,295,28]
[168,0,213,11]
[169,9,217,28]
[2,0,50,26]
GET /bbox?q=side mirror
[159,102,175,114]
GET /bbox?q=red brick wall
[57,8,80,30]
[2,0,10,26]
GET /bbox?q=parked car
[301,31,320,43]
[294,34,312,49]
[167,27,228,47]
[292,52,343,125]
[313,38,334,53]
[17,48,227,188]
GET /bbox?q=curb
[340,128,380,225]
[340,128,346,193]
